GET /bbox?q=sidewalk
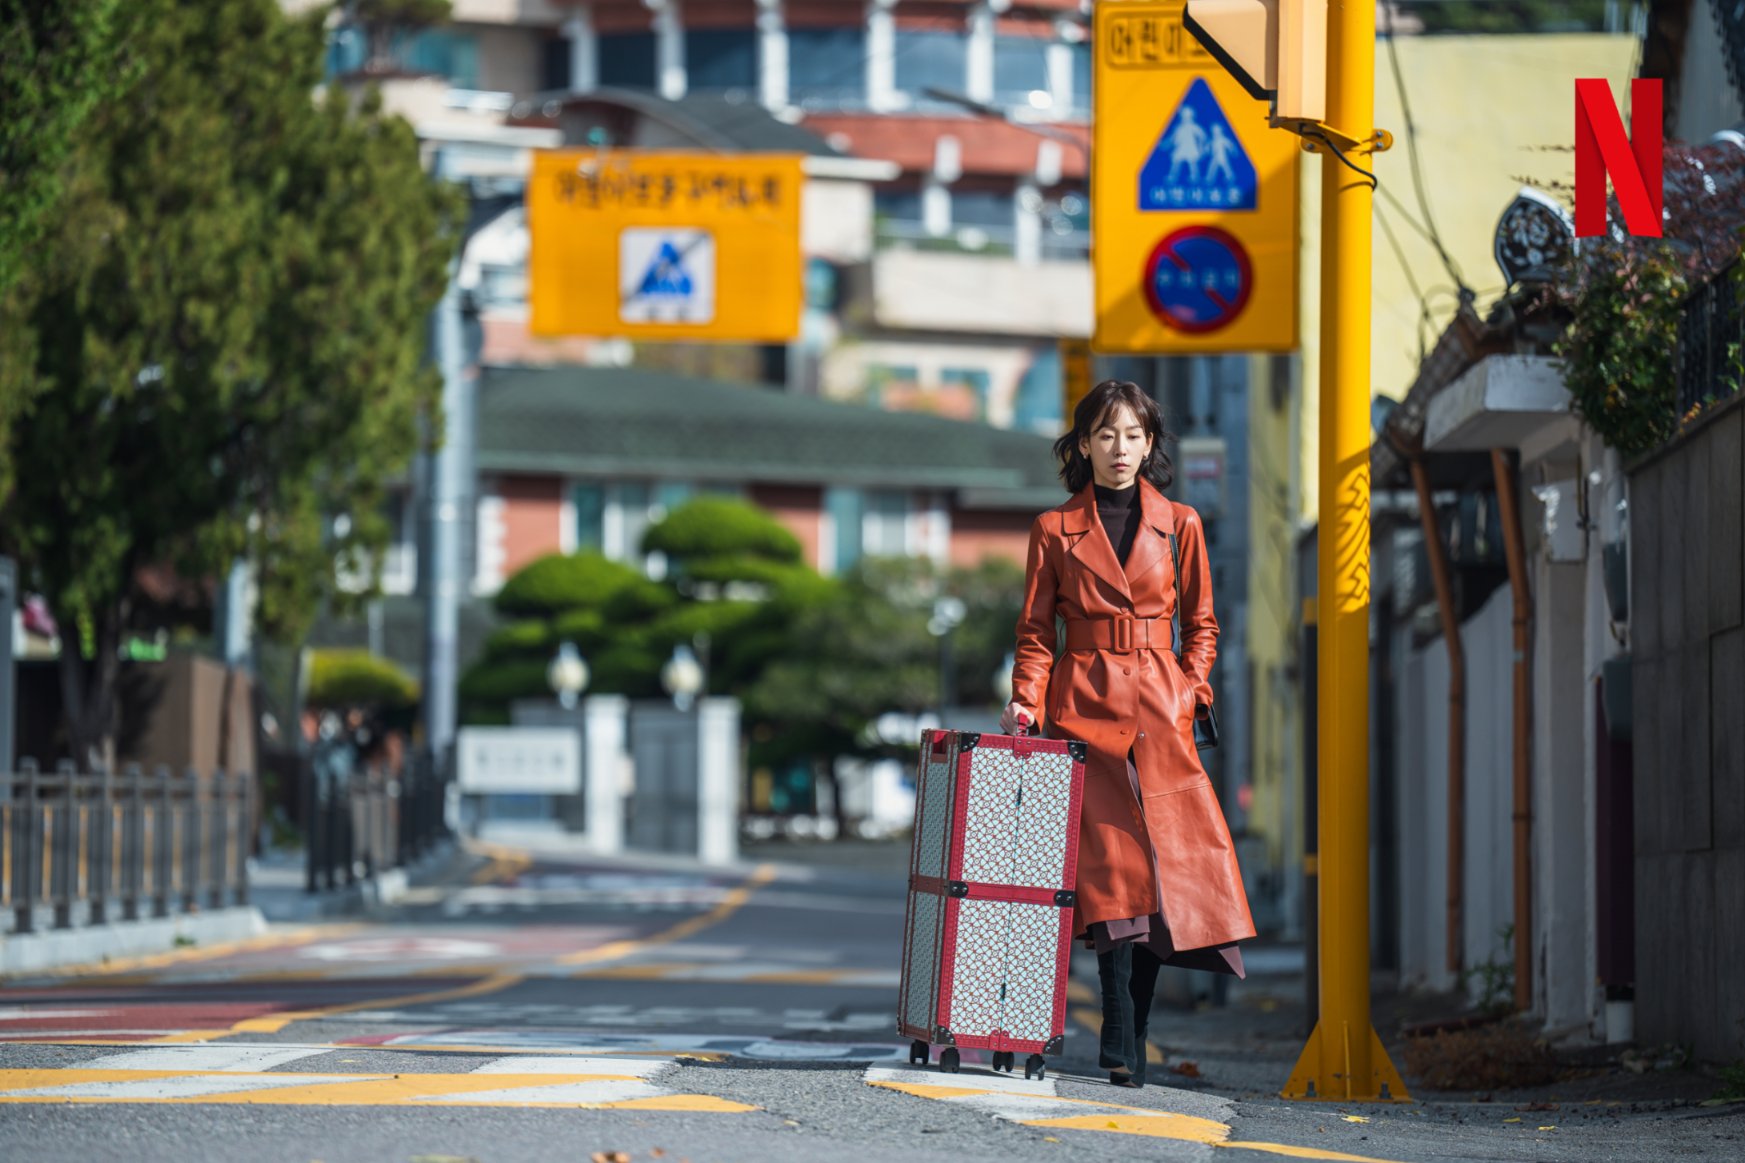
[249,837,472,923]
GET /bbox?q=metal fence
[302,746,447,893]
[2,762,252,935]
[1675,259,1743,419]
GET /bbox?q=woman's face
[1078,402,1153,490]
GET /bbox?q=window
[1012,344,1064,434]
[790,27,866,103]
[573,482,606,551]
[400,29,479,88]
[617,482,653,560]
[866,363,920,407]
[864,490,910,557]
[686,28,757,91]
[940,367,993,421]
[599,32,656,89]
[827,487,866,573]
[326,25,366,75]
[993,36,1049,108]
[952,190,1013,229]
[1070,42,1091,113]
[895,29,966,105]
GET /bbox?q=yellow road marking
[465,840,533,886]
[1023,1112,1228,1143]
[562,863,779,969]
[1217,1144,1408,1163]
[0,1068,758,1111]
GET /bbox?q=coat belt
[1063,615,1165,653]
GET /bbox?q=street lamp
[661,643,704,712]
[928,596,968,717]
[547,640,589,711]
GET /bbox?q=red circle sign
[1142,225,1254,334]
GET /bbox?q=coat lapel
[1062,485,1132,602]
[1124,480,1175,591]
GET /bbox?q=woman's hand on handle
[1000,702,1034,736]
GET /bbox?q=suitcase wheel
[908,1040,930,1066]
[939,1048,961,1074]
[1024,1054,1047,1081]
[991,1051,1015,1073]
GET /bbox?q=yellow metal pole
[1283,0,1408,1102]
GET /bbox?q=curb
[0,907,268,976]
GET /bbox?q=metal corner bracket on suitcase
[897,726,1087,1081]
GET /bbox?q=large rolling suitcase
[897,727,1087,1079]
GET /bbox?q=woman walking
[999,380,1254,1088]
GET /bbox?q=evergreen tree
[0,0,463,768]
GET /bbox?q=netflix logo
[1574,78,1664,238]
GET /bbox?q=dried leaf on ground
[1169,1061,1202,1078]
[590,1153,631,1163]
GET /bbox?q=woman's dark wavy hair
[1052,380,1174,494]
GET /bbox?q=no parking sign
[1093,0,1299,353]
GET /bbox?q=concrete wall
[1393,584,1515,995]
[1629,399,1745,1061]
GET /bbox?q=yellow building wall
[1294,33,1638,521]
[1244,34,1634,932]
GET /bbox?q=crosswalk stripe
[79,1046,333,1072]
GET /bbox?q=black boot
[1096,945,1140,1086]
[1126,944,1165,1088]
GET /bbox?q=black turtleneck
[1094,481,1140,565]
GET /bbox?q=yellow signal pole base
[1282,1020,1411,1103]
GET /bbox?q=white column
[926,134,960,237]
[756,0,788,110]
[867,0,897,111]
[967,1,1007,104]
[582,695,629,855]
[1046,20,1076,116]
[645,0,686,100]
[564,7,597,92]
[1015,179,1042,266]
[698,697,741,865]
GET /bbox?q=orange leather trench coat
[1010,480,1256,952]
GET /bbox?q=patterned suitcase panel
[911,731,959,881]
[898,889,945,1036]
[940,897,1072,1049]
[997,902,1071,1043]
[953,735,1083,891]
[942,897,1010,1038]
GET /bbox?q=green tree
[0,1,124,294]
[0,0,462,769]
[0,1,126,466]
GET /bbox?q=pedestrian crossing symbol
[620,228,716,324]
[1139,77,1257,212]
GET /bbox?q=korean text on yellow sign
[528,152,804,342]
[1092,0,1299,354]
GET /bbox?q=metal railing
[1676,259,1743,419]
[303,746,448,894]
[2,762,253,935]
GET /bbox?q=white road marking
[472,1056,668,1077]
[415,1079,657,1104]
[79,1046,333,1072]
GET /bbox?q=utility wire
[1381,5,1470,294]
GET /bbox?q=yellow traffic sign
[528,151,804,342]
[1092,0,1299,353]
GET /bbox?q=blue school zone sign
[1139,77,1257,212]
[637,240,696,298]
